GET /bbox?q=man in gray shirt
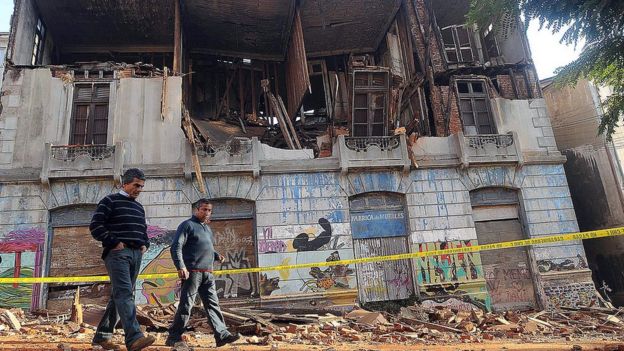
[166,198,240,347]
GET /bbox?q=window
[441,25,474,63]
[352,70,389,137]
[31,18,46,65]
[482,24,500,59]
[456,80,494,135]
[69,83,110,145]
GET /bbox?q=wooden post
[173,0,181,73]
[263,63,272,123]
[277,95,302,149]
[251,68,257,121]
[70,287,83,324]
[239,66,245,119]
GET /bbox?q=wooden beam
[277,95,302,149]
[216,67,237,118]
[61,45,173,53]
[173,0,182,72]
[189,48,283,61]
[251,68,257,121]
[239,66,245,118]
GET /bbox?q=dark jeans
[168,271,231,342]
[93,247,144,347]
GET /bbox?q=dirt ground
[0,334,623,351]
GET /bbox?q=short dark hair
[192,198,212,210]
[122,168,145,184]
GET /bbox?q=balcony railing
[458,132,523,166]
[187,137,260,177]
[336,134,410,173]
[41,142,124,184]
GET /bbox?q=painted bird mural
[292,218,332,252]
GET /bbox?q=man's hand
[140,245,147,254]
[178,268,189,280]
[217,254,225,263]
[112,242,125,251]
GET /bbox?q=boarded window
[349,192,413,302]
[69,83,110,145]
[47,205,110,312]
[456,80,494,135]
[470,188,537,311]
[441,25,474,64]
[352,70,389,137]
[210,199,258,300]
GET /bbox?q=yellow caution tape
[2,226,623,284]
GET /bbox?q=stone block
[532,117,552,128]
[537,136,557,148]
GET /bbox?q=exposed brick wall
[496,68,542,100]
[431,86,445,135]
[413,0,445,73]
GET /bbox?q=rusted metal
[285,10,310,119]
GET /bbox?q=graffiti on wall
[0,228,45,308]
[258,218,355,296]
[415,240,483,285]
[415,240,490,310]
[420,282,490,311]
[140,221,259,303]
[538,254,588,273]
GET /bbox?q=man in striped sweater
[90,168,155,351]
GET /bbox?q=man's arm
[170,221,189,271]
[139,205,150,251]
[90,196,120,249]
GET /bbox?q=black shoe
[215,333,240,347]
[165,337,182,347]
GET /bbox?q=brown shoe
[128,335,156,351]
[92,339,121,350]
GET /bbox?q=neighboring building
[0,0,596,313]
[0,32,8,91]
[542,78,624,305]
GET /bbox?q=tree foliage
[467,0,624,140]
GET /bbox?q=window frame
[441,25,475,64]
[31,18,46,65]
[69,82,111,145]
[455,79,496,135]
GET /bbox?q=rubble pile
[2,304,624,348]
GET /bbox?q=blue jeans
[168,271,231,342]
[93,247,144,347]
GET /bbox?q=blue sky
[0,0,578,79]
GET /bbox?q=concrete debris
[1,304,624,348]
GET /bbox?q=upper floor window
[69,83,110,145]
[31,18,46,65]
[441,25,474,64]
[352,70,389,137]
[457,80,494,135]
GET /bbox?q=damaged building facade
[542,78,624,306]
[0,0,597,313]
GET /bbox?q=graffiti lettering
[258,240,287,254]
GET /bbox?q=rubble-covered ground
[1,302,624,350]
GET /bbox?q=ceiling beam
[61,45,173,54]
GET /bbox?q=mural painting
[415,240,490,310]
[0,228,45,308]
[258,218,356,297]
[211,219,258,298]
[140,220,259,304]
[139,226,178,304]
